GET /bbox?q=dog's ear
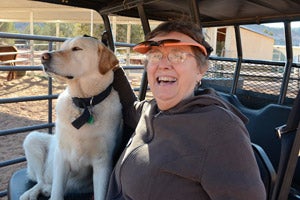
[98,44,119,74]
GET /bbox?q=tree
[0,22,17,32]
[263,29,274,36]
[74,23,91,37]
[59,23,76,37]
[2,21,145,46]
[92,24,105,38]
[131,24,144,44]
[115,24,144,43]
[116,24,127,42]
[0,22,18,44]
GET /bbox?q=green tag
[88,115,94,124]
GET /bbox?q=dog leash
[71,84,113,129]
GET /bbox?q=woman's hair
[146,20,213,73]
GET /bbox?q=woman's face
[146,32,204,110]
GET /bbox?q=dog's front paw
[20,192,30,200]
[20,182,51,200]
[20,185,40,200]
[49,196,64,200]
[49,189,64,200]
[41,184,52,197]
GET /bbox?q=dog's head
[41,36,119,81]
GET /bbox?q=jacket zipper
[154,110,163,118]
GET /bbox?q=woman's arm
[113,67,139,129]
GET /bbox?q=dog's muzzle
[40,52,74,79]
[41,52,51,72]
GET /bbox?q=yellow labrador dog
[20,36,122,200]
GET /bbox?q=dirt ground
[0,71,65,199]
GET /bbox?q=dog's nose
[41,53,51,64]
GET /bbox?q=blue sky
[264,21,300,28]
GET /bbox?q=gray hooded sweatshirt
[107,68,266,200]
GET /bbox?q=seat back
[252,143,276,199]
[271,89,300,200]
[217,92,291,170]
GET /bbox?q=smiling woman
[108,20,266,200]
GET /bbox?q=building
[205,26,275,60]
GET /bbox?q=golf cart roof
[33,0,300,26]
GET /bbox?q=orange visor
[133,39,207,56]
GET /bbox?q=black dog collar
[71,84,113,129]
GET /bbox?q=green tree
[59,23,76,37]
[131,24,144,44]
[116,24,127,42]
[74,23,91,37]
[22,23,55,35]
[39,23,56,36]
[263,29,274,36]
[0,22,17,32]
[0,22,18,44]
[92,24,105,38]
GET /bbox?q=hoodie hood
[154,88,248,124]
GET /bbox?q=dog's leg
[20,131,53,200]
[23,132,51,182]
[93,158,112,200]
[49,148,69,200]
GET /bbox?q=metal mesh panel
[287,67,300,99]
[204,60,300,108]
[202,60,236,93]
[240,63,283,96]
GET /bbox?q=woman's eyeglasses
[146,49,195,65]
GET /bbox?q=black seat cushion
[8,168,93,200]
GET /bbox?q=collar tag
[87,106,94,124]
[87,115,94,124]
[71,84,112,129]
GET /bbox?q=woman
[107,20,266,200]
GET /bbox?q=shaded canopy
[31,0,300,27]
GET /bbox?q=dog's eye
[72,47,83,51]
